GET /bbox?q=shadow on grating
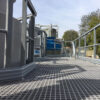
[0,57,100,100]
[0,79,100,100]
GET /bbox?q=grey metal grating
[0,57,100,100]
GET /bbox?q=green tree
[79,9,100,34]
[79,9,100,57]
[62,30,79,47]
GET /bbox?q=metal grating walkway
[0,57,100,100]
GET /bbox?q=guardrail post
[21,0,27,65]
[61,40,64,54]
[74,41,77,58]
[84,36,86,57]
[72,41,75,57]
[78,38,81,57]
[94,29,96,58]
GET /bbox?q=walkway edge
[0,62,38,81]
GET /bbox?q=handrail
[73,23,100,41]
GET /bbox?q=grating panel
[0,57,100,100]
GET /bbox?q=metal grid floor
[0,57,100,100]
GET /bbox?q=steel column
[40,34,42,57]
[21,0,27,65]
[28,16,35,63]
[6,0,16,68]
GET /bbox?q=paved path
[0,57,100,100]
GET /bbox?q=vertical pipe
[61,40,64,54]
[72,41,75,57]
[94,29,96,58]
[78,38,81,57]
[40,33,42,57]
[74,41,77,58]
[43,33,47,56]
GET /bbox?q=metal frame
[0,0,37,68]
[20,0,37,65]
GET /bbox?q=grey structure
[0,0,37,69]
[36,24,58,38]
[34,27,47,57]
[0,0,22,68]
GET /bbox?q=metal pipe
[17,14,33,21]
[73,23,100,42]
[27,0,37,16]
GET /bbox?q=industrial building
[0,0,100,100]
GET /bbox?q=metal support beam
[27,0,37,16]
[6,0,16,68]
[94,29,96,58]
[21,0,27,65]
[28,16,35,63]
[17,14,33,21]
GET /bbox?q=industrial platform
[0,57,100,100]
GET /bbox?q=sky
[13,0,100,38]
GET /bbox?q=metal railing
[65,23,100,64]
[74,24,100,58]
